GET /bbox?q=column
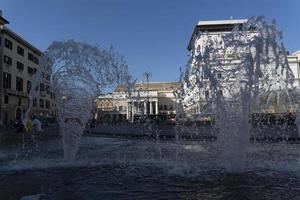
[144,101,147,115]
[150,101,153,115]
[155,101,158,115]
[126,104,129,120]
[132,103,136,116]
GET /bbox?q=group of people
[15,116,42,134]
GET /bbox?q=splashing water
[180,16,295,172]
[26,40,132,161]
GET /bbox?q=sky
[2,0,300,82]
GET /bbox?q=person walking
[32,116,42,132]
[32,116,42,152]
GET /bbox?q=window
[4,55,12,65]
[17,46,24,56]
[27,66,35,75]
[4,95,9,104]
[203,71,209,79]
[17,61,24,71]
[16,76,23,91]
[164,105,167,110]
[46,85,50,94]
[3,72,11,89]
[18,98,21,106]
[27,80,31,93]
[219,90,223,96]
[217,72,222,78]
[169,105,173,110]
[46,100,50,109]
[28,52,39,64]
[33,98,37,107]
[39,98,44,108]
[196,45,200,53]
[119,106,123,111]
[4,38,13,50]
[28,52,34,61]
[33,56,39,64]
[40,83,45,92]
[205,90,209,99]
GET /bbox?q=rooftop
[292,50,300,58]
[197,19,248,26]
[0,15,9,25]
[1,26,42,56]
[115,82,181,92]
[187,18,248,50]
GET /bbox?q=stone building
[95,82,181,122]
[288,51,300,87]
[183,18,300,117]
[0,12,55,125]
[184,19,250,116]
[94,93,116,122]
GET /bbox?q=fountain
[1,18,300,200]
[180,16,295,172]
[26,40,133,161]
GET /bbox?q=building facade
[183,19,300,117]
[184,19,250,116]
[95,82,181,122]
[288,51,300,87]
[0,13,54,125]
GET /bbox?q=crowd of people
[15,115,42,133]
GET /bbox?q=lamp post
[143,71,152,117]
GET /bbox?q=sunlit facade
[95,82,181,122]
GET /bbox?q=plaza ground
[0,136,300,199]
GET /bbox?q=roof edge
[187,18,249,51]
[2,26,42,56]
[0,16,9,24]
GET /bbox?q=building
[288,51,300,87]
[0,12,54,125]
[183,18,299,116]
[94,93,117,122]
[184,19,250,116]
[95,82,181,122]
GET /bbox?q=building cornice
[0,16,9,25]
[187,19,248,51]
[1,26,42,56]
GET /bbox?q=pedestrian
[32,116,42,132]
[15,117,25,133]
[26,118,33,133]
[31,116,43,152]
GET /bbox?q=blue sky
[2,0,299,82]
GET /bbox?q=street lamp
[143,71,152,117]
